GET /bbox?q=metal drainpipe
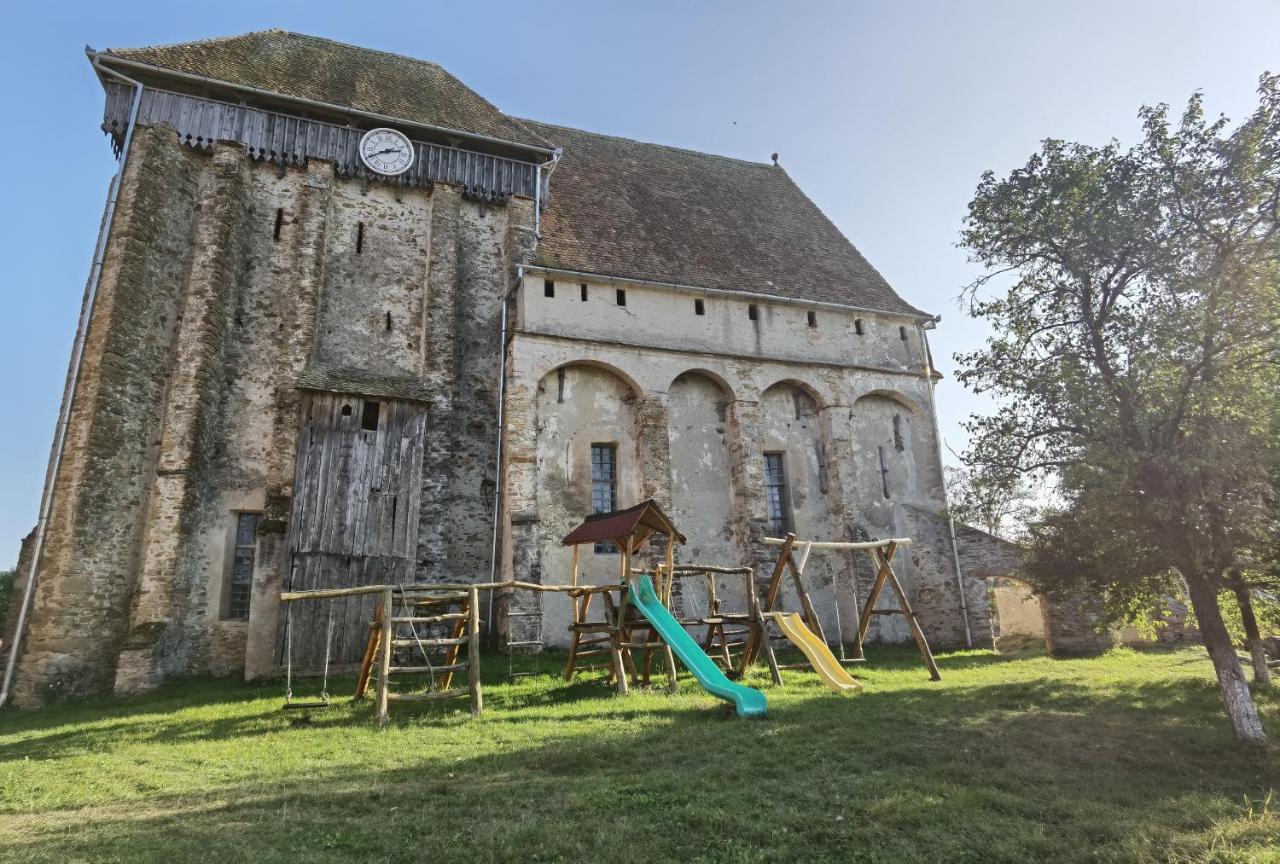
[918,320,973,649]
[0,58,145,707]
[485,267,522,640]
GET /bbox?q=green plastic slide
[628,573,767,718]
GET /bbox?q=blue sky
[1,0,1277,565]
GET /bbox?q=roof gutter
[1,55,145,708]
[520,264,934,323]
[88,50,557,161]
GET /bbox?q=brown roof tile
[561,500,687,547]
[104,30,550,151]
[523,120,928,316]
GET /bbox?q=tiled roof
[561,500,687,547]
[103,30,550,151]
[523,120,928,316]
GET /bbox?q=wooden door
[277,392,427,670]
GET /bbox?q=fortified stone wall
[13,123,536,702]
[504,274,986,650]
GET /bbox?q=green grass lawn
[0,646,1277,863]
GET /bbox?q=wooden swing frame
[741,533,941,681]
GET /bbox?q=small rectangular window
[854,319,864,336]
[748,303,759,321]
[591,444,618,553]
[695,298,705,316]
[892,414,904,451]
[224,513,260,620]
[899,325,908,341]
[764,453,790,537]
[361,400,381,432]
[807,310,817,328]
[580,283,588,301]
[356,221,365,254]
[616,288,627,306]
[273,208,284,242]
[544,279,555,298]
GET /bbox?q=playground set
[278,499,940,723]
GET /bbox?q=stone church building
[4,31,1091,705]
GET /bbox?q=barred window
[764,452,791,537]
[591,444,618,553]
[224,512,259,620]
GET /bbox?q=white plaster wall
[518,273,923,373]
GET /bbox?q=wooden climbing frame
[665,564,781,686]
[742,533,941,681]
[561,500,686,694]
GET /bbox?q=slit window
[580,283,588,301]
[224,512,260,620]
[892,413,904,451]
[544,279,555,298]
[273,208,284,241]
[695,298,705,316]
[854,318,864,335]
[899,325,908,341]
[591,444,618,553]
[616,288,627,306]
[748,303,759,321]
[361,400,381,432]
[764,453,791,537]
[356,221,365,253]
[807,310,817,328]
[385,311,393,332]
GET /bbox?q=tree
[957,75,1280,744]
[943,463,1035,539]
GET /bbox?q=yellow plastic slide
[773,613,863,694]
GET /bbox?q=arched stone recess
[533,362,644,645]
[667,371,745,619]
[757,380,846,640]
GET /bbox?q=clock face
[358,128,415,176]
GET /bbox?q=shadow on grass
[1,663,1277,864]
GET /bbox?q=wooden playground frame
[742,533,941,681]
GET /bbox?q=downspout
[485,267,521,638]
[485,146,557,638]
[918,319,973,649]
[1,56,144,707]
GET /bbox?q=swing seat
[282,695,331,711]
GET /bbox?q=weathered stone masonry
[9,30,1053,703]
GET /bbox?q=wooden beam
[467,587,483,715]
[762,537,913,551]
[376,587,393,726]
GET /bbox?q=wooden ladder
[355,585,483,725]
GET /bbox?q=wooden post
[354,600,382,701]
[742,533,797,667]
[376,586,394,726]
[787,543,828,645]
[610,540,630,695]
[467,587,483,715]
[439,594,468,690]
[564,592,593,681]
[877,544,942,681]
[856,546,895,647]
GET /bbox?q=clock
[358,127,415,176]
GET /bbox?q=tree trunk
[1183,570,1266,744]
[1230,576,1273,687]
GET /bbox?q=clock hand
[372,147,402,156]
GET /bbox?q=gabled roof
[102,30,550,151]
[561,500,687,548]
[522,120,928,317]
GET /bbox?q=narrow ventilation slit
[361,400,381,432]
[273,208,284,241]
[807,310,817,328]
[899,325,908,341]
[544,279,555,298]
[854,318,864,335]
[616,288,626,306]
[385,311,393,332]
[356,222,364,254]
[557,368,566,403]
[748,303,759,321]
[694,298,705,316]
[580,283,588,301]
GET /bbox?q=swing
[282,601,334,711]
